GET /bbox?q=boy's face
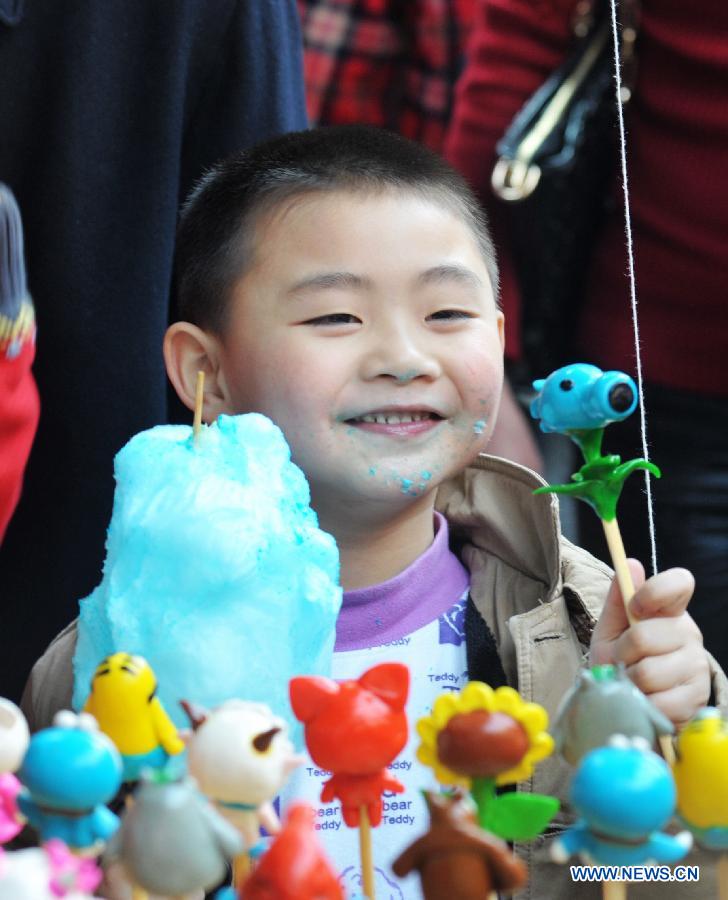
[218,190,504,519]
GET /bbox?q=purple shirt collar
[335,512,470,651]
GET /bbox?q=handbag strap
[491,0,641,201]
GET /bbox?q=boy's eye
[304,313,361,326]
[427,309,475,321]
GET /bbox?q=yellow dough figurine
[84,653,185,782]
[673,708,728,850]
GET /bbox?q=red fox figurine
[289,663,409,827]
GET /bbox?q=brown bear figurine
[392,790,527,899]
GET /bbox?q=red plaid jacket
[298,0,477,152]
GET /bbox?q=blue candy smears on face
[395,470,439,496]
[363,462,439,497]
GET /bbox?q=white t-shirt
[279,512,471,899]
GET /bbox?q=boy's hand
[590,559,711,727]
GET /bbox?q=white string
[607,0,658,575]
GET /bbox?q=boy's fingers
[642,676,711,729]
[614,615,703,667]
[591,558,645,650]
[591,562,707,728]
[626,645,709,696]
[628,567,695,620]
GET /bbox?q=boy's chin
[309,475,439,519]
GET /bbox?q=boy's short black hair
[175,125,499,333]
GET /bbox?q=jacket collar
[435,453,564,604]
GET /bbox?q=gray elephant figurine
[106,771,242,897]
[553,663,673,766]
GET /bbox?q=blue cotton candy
[73,414,342,742]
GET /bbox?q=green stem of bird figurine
[533,427,661,522]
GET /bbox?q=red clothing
[445,0,728,396]
[0,305,39,542]
[298,0,477,151]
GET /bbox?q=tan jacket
[24,454,728,899]
[437,454,728,899]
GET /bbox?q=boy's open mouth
[344,408,445,436]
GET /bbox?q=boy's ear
[163,322,231,422]
[497,310,505,352]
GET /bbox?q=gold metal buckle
[491,158,542,201]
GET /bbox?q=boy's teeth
[359,412,430,424]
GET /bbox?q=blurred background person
[445,0,728,668]
[0,185,39,545]
[0,0,307,701]
[298,0,476,153]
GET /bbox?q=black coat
[0,0,308,699]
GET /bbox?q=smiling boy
[166,156,504,595]
[25,127,726,898]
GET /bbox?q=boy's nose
[359,329,442,383]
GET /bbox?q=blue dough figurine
[529,363,660,522]
[530,364,637,433]
[551,736,692,866]
[17,711,122,853]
